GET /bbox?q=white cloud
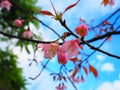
[100,62,114,72]
[97,80,120,90]
[96,54,105,62]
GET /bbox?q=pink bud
[0,0,12,11]
[75,24,88,37]
[14,19,25,27]
[22,29,33,39]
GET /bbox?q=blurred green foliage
[0,49,26,90]
[0,0,42,90]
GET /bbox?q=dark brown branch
[82,38,108,63]
[0,30,120,45]
[59,20,79,38]
[81,31,120,44]
[0,31,51,44]
[82,39,120,59]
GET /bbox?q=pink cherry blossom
[60,39,79,57]
[57,48,67,64]
[37,43,58,59]
[109,0,115,6]
[71,76,85,83]
[22,28,33,38]
[56,83,67,90]
[0,0,12,11]
[14,19,25,27]
[75,24,88,37]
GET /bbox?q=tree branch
[0,31,51,44]
[82,39,120,59]
[59,20,79,38]
[82,38,108,63]
[80,31,120,44]
[0,30,120,45]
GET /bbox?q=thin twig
[64,65,78,90]
[82,38,108,63]
[93,8,120,29]
[29,60,50,80]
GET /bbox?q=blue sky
[14,0,120,90]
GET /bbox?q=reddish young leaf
[80,18,86,23]
[102,0,109,6]
[71,68,79,78]
[103,20,110,25]
[83,66,88,75]
[63,0,80,14]
[61,32,70,40]
[40,10,54,16]
[89,65,98,78]
[69,57,78,63]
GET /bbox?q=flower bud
[14,19,25,27]
[75,24,88,37]
[22,28,33,39]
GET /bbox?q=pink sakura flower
[37,39,80,64]
[37,43,58,59]
[14,19,25,27]
[22,27,33,39]
[56,83,67,90]
[60,39,79,58]
[109,0,115,6]
[71,76,85,83]
[0,0,12,11]
[57,48,67,64]
[75,24,88,37]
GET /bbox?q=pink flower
[14,19,25,27]
[71,76,85,83]
[0,0,12,11]
[61,39,79,57]
[37,43,58,59]
[22,27,33,38]
[75,24,88,37]
[56,83,67,90]
[57,48,67,64]
[109,0,115,6]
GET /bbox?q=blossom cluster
[37,24,88,64]
[0,0,33,39]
